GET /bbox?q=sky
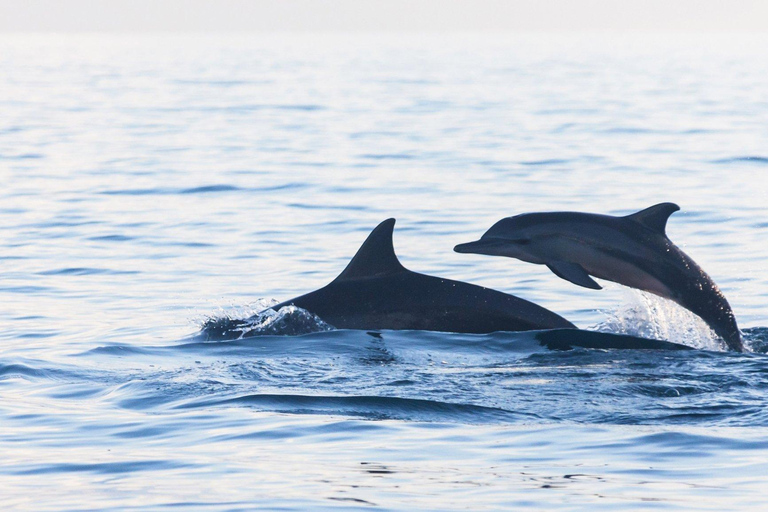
[0,0,766,33]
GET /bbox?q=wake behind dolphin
[454,203,743,351]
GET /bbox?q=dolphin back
[273,219,575,333]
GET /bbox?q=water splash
[593,289,725,351]
[197,299,334,340]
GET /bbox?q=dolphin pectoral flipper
[546,261,602,290]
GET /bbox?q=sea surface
[1,33,768,510]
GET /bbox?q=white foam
[593,288,726,351]
[234,304,334,337]
[196,299,334,339]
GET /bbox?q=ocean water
[1,33,768,510]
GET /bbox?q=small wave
[37,267,138,276]
[179,393,530,423]
[519,158,570,166]
[0,362,88,382]
[171,79,261,87]
[12,460,189,476]
[743,327,768,354]
[0,285,55,294]
[0,363,48,379]
[712,156,768,165]
[601,126,654,134]
[88,234,135,242]
[359,153,415,160]
[101,184,243,196]
[179,184,242,194]
[198,300,334,340]
[287,202,367,211]
[271,104,324,111]
[256,182,310,192]
[99,184,304,196]
[100,188,173,196]
[17,331,59,339]
[0,152,44,160]
[150,104,324,113]
[80,344,156,356]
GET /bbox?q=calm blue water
[2,33,768,510]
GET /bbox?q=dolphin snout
[454,238,505,254]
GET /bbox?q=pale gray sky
[0,0,766,33]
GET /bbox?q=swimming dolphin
[454,203,743,351]
[269,219,575,333]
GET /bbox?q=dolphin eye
[512,238,531,245]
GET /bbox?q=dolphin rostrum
[270,219,575,333]
[454,203,743,351]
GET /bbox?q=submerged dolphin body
[271,219,575,333]
[454,203,743,351]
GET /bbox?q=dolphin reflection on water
[455,203,743,352]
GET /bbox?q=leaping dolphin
[454,203,743,351]
[269,219,575,333]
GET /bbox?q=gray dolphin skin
[271,218,575,333]
[454,203,743,351]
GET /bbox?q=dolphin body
[270,219,575,333]
[454,203,743,352]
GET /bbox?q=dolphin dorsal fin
[334,218,407,281]
[625,203,680,234]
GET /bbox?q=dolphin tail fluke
[546,261,602,290]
